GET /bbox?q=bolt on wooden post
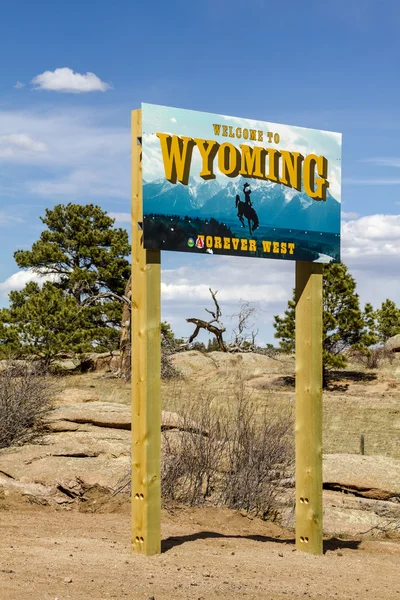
[295,261,323,555]
[131,109,162,556]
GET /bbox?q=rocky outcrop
[0,400,205,506]
[385,334,400,353]
[323,454,400,501]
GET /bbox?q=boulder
[385,334,400,353]
[0,401,204,506]
[54,388,100,405]
[169,351,217,377]
[323,454,400,500]
[46,402,131,430]
[207,351,280,376]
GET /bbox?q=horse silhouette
[235,194,259,235]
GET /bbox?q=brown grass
[47,351,400,460]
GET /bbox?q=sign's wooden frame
[131,109,323,557]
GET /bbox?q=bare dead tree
[184,288,228,351]
[229,301,259,353]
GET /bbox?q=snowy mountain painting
[141,104,341,263]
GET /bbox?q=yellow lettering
[280,151,304,190]
[218,143,241,177]
[243,128,249,139]
[274,133,280,144]
[303,155,329,201]
[250,129,256,141]
[266,149,281,183]
[223,237,231,249]
[262,241,272,252]
[194,138,219,180]
[232,238,240,250]
[214,236,222,249]
[212,124,221,135]
[206,236,213,248]
[288,243,295,254]
[249,239,256,252]
[273,241,279,253]
[281,242,287,254]
[228,126,235,138]
[222,125,228,137]
[241,239,248,251]
[156,133,195,185]
[258,130,263,142]
[267,132,273,143]
[239,145,265,178]
[236,127,242,138]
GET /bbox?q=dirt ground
[1,352,399,599]
[1,500,399,600]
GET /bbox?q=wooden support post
[295,261,323,555]
[131,109,162,556]
[360,433,365,455]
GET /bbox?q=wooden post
[295,261,323,555]
[360,433,365,455]
[131,109,162,556]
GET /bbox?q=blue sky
[0,0,399,344]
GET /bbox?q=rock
[323,454,400,500]
[84,352,120,372]
[0,401,204,506]
[385,334,400,353]
[207,351,281,376]
[169,351,217,377]
[322,490,400,536]
[247,375,294,390]
[54,388,101,405]
[46,402,131,430]
[169,351,283,380]
[161,411,204,433]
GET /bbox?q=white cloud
[0,269,58,297]
[342,211,360,220]
[28,168,128,199]
[0,133,48,158]
[0,211,23,225]
[31,68,111,93]
[0,108,130,199]
[108,212,131,224]
[360,157,400,168]
[344,178,400,185]
[13,81,25,89]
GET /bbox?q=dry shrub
[350,346,394,369]
[162,398,226,504]
[0,361,54,449]
[161,346,181,379]
[162,386,294,520]
[222,391,294,520]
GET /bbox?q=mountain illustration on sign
[143,176,340,235]
[235,183,259,235]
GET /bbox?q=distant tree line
[0,204,399,382]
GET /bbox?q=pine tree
[273,263,375,382]
[374,299,400,343]
[2,282,91,364]
[13,204,130,351]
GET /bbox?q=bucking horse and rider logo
[235,183,259,235]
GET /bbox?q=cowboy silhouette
[243,182,252,207]
[235,183,259,235]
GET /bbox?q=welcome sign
[142,104,341,263]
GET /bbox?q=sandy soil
[1,501,399,600]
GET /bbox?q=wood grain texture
[295,261,323,555]
[131,109,161,556]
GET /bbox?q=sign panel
[142,104,341,263]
